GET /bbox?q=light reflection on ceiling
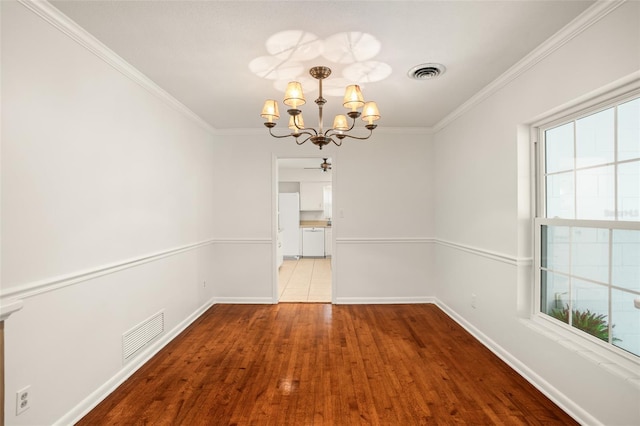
[249,30,391,97]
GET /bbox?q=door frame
[271,154,337,304]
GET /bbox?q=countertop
[300,220,332,228]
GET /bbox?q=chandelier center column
[310,66,331,136]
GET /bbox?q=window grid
[614,104,619,221]
[608,227,614,341]
[539,225,640,341]
[543,102,639,222]
[545,157,639,177]
[536,91,640,359]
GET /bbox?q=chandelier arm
[267,128,315,140]
[331,129,375,141]
[292,114,316,135]
[295,135,313,145]
[267,128,298,139]
[295,130,315,138]
[324,130,342,139]
[331,137,343,147]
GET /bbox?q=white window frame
[532,82,640,368]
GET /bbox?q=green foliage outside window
[549,304,619,343]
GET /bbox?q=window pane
[546,172,574,218]
[618,97,640,162]
[541,271,570,317]
[572,227,609,283]
[618,160,640,221]
[612,229,640,292]
[572,279,610,342]
[545,122,574,173]
[576,165,614,220]
[539,96,640,356]
[541,225,570,273]
[611,288,640,357]
[576,107,614,168]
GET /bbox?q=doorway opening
[276,157,333,302]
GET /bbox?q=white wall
[210,130,434,304]
[1,1,216,424]
[433,2,640,425]
[334,132,434,303]
[279,167,332,183]
[278,182,300,193]
[5,0,635,424]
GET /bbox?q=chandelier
[260,66,381,150]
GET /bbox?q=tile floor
[278,257,332,302]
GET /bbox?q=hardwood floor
[77,304,577,425]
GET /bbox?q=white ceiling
[51,0,594,131]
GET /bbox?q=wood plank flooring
[77,304,578,425]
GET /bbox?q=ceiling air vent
[408,63,446,80]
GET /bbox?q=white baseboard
[335,296,435,305]
[54,298,215,426]
[53,296,597,425]
[433,298,600,426]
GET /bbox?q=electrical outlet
[203,281,206,288]
[471,293,477,309]
[16,386,31,415]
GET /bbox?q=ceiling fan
[305,158,332,172]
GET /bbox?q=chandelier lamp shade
[261,66,380,149]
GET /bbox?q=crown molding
[432,0,627,133]
[17,1,434,138]
[17,0,218,135]
[21,0,622,140]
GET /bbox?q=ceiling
[51,0,594,131]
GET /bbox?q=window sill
[521,315,640,389]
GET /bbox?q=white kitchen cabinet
[324,228,332,257]
[300,182,326,211]
[302,227,325,257]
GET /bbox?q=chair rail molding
[335,237,531,267]
[0,300,25,322]
[0,239,216,302]
[212,238,272,244]
[336,237,434,245]
[435,238,532,267]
